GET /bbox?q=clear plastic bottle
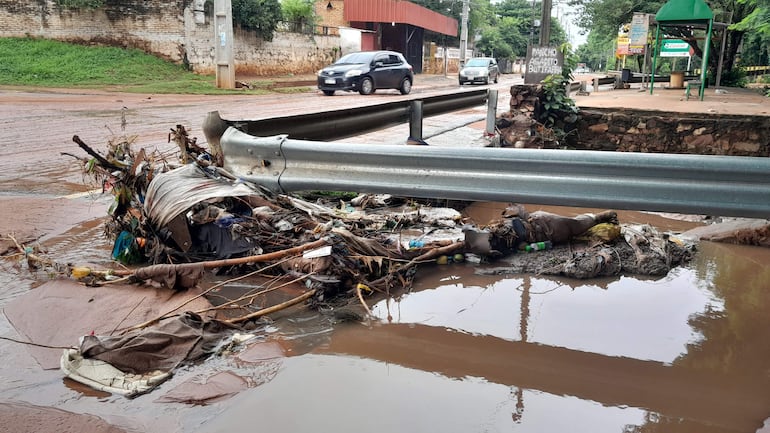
[525,240,553,252]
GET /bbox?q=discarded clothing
[78,312,238,374]
[60,348,171,398]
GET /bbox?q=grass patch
[0,37,304,94]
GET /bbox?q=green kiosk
[649,0,713,101]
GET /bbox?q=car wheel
[399,78,412,95]
[322,90,335,96]
[359,77,374,95]
[459,80,464,85]
[483,77,489,85]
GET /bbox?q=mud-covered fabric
[80,312,237,374]
[132,263,205,290]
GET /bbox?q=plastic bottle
[525,241,553,252]
[408,239,425,249]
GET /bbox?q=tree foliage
[569,0,763,86]
[54,0,104,8]
[281,0,316,31]
[232,0,283,41]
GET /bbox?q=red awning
[344,0,458,36]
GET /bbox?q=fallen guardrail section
[220,128,770,219]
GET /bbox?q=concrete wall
[0,0,341,75]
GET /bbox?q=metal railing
[220,128,770,219]
[204,89,488,142]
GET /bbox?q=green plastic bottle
[525,241,553,252]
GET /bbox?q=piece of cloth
[79,312,238,374]
[4,279,215,370]
[60,348,171,398]
[132,263,205,290]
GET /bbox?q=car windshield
[465,58,490,67]
[335,52,375,65]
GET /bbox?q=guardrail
[220,128,770,219]
[204,89,488,142]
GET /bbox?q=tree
[232,0,283,41]
[281,0,316,33]
[730,0,770,68]
[569,0,760,85]
[575,30,615,71]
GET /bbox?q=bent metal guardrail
[219,128,770,219]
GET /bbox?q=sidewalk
[573,84,769,116]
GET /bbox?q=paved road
[0,74,519,197]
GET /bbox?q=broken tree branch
[226,289,318,324]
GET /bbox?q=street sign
[524,45,563,84]
[661,40,692,57]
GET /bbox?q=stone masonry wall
[500,85,769,156]
[575,109,770,157]
[0,0,340,75]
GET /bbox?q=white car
[459,57,499,85]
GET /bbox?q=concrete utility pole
[459,0,469,66]
[214,0,235,89]
[539,0,552,46]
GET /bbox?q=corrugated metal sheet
[344,0,458,36]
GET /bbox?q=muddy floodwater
[3,199,770,433]
[2,87,770,433]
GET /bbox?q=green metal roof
[655,0,713,22]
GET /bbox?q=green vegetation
[415,0,567,60]
[0,37,279,94]
[232,0,283,41]
[281,0,317,32]
[54,0,104,9]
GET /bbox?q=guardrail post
[485,89,498,137]
[409,100,423,142]
[593,77,600,93]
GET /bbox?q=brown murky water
[3,203,769,433]
[2,87,770,433]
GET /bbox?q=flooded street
[2,84,770,433]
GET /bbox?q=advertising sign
[629,13,649,54]
[660,40,692,57]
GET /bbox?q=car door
[489,59,498,79]
[370,53,391,88]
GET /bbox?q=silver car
[459,57,499,85]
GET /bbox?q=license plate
[325,78,336,84]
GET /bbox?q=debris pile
[66,130,697,300]
[20,127,700,398]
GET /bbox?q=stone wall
[499,85,769,157]
[0,0,340,75]
[575,109,770,157]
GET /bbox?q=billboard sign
[629,13,649,54]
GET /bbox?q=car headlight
[345,69,363,78]
[317,69,324,76]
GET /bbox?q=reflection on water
[369,267,719,363]
[196,354,649,433]
[3,210,770,433]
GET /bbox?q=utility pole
[459,0,469,66]
[539,0,552,46]
[214,0,235,89]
